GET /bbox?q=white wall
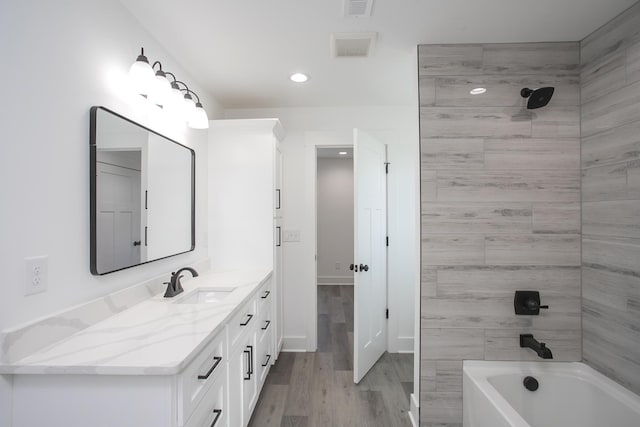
[225,107,419,353]
[0,2,221,424]
[317,157,354,284]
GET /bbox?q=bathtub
[463,361,640,427]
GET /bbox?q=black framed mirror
[90,106,195,275]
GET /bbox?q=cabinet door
[229,333,258,427]
[241,332,258,425]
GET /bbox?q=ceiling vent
[344,0,374,18]
[331,32,377,58]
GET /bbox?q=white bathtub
[463,361,640,427]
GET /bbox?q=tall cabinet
[208,118,285,358]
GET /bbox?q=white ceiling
[119,0,637,109]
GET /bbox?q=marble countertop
[0,268,272,376]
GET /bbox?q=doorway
[316,146,355,370]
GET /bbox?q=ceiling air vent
[344,0,374,18]
[331,32,377,58]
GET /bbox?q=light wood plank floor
[248,285,413,427]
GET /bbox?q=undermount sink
[176,289,234,304]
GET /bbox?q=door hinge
[385,162,390,174]
[385,308,389,319]
[386,236,389,247]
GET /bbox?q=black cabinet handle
[133,240,141,246]
[262,354,271,367]
[276,226,282,247]
[240,314,253,326]
[197,356,222,380]
[243,348,251,380]
[276,189,281,210]
[210,409,222,427]
[359,264,369,272]
[262,320,271,331]
[261,290,271,299]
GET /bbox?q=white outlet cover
[24,256,48,296]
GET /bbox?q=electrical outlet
[25,256,48,296]
[335,262,341,270]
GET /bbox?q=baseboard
[389,336,415,353]
[409,392,419,427]
[317,275,354,285]
[282,336,307,352]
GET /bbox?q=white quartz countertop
[0,269,272,376]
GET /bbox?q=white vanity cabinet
[8,273,276,427]
[11,327,229,427]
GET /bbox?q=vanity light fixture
[470,87,487,95]
[128,47,209,129]
[339,151,348,155]
[290,72,309,83]
[128,48,155,96]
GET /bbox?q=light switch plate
[283,229,300,242]
[25,256,48,296]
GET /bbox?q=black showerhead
[521,87,555,109]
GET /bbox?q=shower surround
[580,2,640,396]
[418,42,582,426]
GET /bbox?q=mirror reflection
[90,107,194,275]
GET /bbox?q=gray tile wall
[418,42,582,427]
[580,2,640,396]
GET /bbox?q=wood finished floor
[248,285,413,427]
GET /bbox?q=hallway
[248,285,413,427]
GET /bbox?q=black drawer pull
[197,356,222,380]
[262,354,271,367]
[243,348,251,380]
[240,313,253,326]
[248,345,254,375]
[210,409,222,427]
[261,320,271,331]
[261,290,271,299]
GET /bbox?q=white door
[353,129,387,384]
[96,162,141,272]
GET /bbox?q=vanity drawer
[178,331,227,425]
[184,373,227,427]
[256,279,272,313]
[228,299,257,350]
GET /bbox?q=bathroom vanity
[1,269,276,427]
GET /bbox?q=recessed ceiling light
[339,151,348,155]
[470,87,487,95]
[290,73,309,83]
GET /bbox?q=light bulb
[128,49,155,96]
[148,70,172,106]
[165,83,186,119]
[183,93,196,117]
[188,102,209,129]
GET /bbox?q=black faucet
[520,334,553,359]
[164,267,198,298]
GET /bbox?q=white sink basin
[176,289,234,304]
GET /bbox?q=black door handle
[360,264,369,272]
[350,263,358,272]
[133,240,141,246]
